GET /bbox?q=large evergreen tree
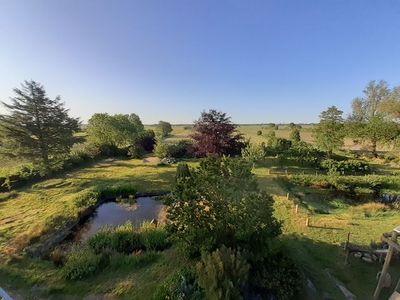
[0,80,80,173]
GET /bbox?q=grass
[0,158,176,256]
[0,155,399,299]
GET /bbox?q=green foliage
[314,106,345,157]
[86,113,144,149]
[347,81,400,156]
[166,156,281,257]
[196,246,249,300]
[176,163,191,181]
[62,247,103,280]
[157,120,173,138]
[265,131,292,154]
[241,143,265,162]
[88,223,143,254]
[289,127,301,143]
[73,189,99,209]
[153,267,204,300]
[0,80,80,173]
[320,159,371,175]
[290,174,400,197]
[88,222,170,254]
[108,252,160,270]
[155,138,193,159]
[98,183,136,199]
[140,222,171,251]
[252,251,303,300]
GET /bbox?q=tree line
[1,79,399,175]
[314,80,400,158]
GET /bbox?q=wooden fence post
[373,231,398,299]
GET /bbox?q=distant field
[147,124,382,151]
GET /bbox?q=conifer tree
[0,81,80,173]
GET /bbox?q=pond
[74,196,165,241]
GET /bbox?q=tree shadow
[281,234,400,300]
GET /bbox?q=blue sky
[1,0,399,124]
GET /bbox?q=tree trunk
[371,139,378,158]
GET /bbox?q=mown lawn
[0,158,177,257]
[0,158,398,299]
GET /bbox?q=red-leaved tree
[191,110,245,157]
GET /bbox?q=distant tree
[289,127,301,143]
[86,113,144,149]
[380,86,400,120]
[191,110,245,157]
[157,120,173,138]
[0,80,79,173]
[138,129,156,152]
[313,106,345,158]
[347,80,399,157]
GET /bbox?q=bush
[140,223,170,251]
[99,184,136,199]
[154,138,193,159]
[62,247,103,280]
[139,129,156,152]
[176,162,191,181]
[88,223,143,254]
[241,143,265,162]
[88,222,170,254]
[73,189,99,209]
[167,157,281,257]
[320,159,371,175]
[251,251,303,300]
[70,143,101,161]
[196,246,249,300]
[153,268,204,300]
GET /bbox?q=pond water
[74,197,164,241]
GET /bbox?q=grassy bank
[0,157,399,299]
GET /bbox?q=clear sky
[1,0,399,124]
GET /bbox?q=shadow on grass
[281,234,400,300]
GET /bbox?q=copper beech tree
[191,109,245,157]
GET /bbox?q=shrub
[320,159,371,175]
[62,247,103,280]
[73,189,99,209]
[252,251,303,300]
[167,157,281,257]
[99,184,136,199]
[155,138,193,159]
[176,162,191,181]
[153,268,204,300]
[70,142,101,161]
[241,143,265,162]
[139,129,156,152]
[196,246,249,300]
[88,223,142,254]
[139,223,170,251]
